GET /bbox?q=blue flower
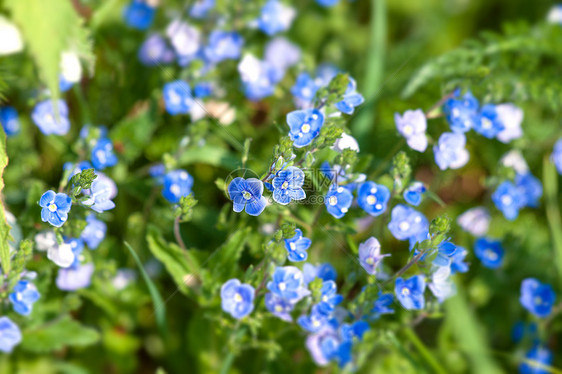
[267,266,310,302]
[495,103,524,143]
[335,78,364,115]
[193,82,213,98]
[388,204,428,241]
[520,278,556,318]
[228,177,267,216]
[0,106,20,136]
[166,20,201,64]
[492,181,525,220]
[358,237,389,275]
[257,1,295,36]
[32,99,71,135]
[433,241,457,267]
[443,91,479,133]
[317,280,343,314]
[265,292,294,321]
[138,34,174,66]
[450,246,469,274]
[324,185,353,219]
[515,173,543,208]
[0,317,21,353]
[162,169,194,204]
[81,214,106,249]
[340,320,369,342]
[284,228,311,262]
[457,206,490,236]
[9,280,40,316]
[403,182,426,206]
[221,279,255,319]
[287,108,324,148]
[56,262,95,291]
[298,304,330,333]
[91,138,118,170]
[394,109,428,152]
[39,190,71,227]
[519,345,553,374]
[272,166,306,205]
[474,104,504,138]
[372,292,394,316]
[82,178,116,213]
[303,263,337,285]
[66,237,85,268]
[552,138,562,175]
[434,132,470,170]
[428,266,456,303]
[395,275,426,310]
[163,80,194,115]
[357,181,390,216]
[238,55,278,100]
[264,37,301,80]
[474,237,504,269]
[123,0,155,30]
[189,0,215,18]
[204,30,243,63]
[316,0,339,7]
[291,73,318,103]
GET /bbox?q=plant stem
[174,216,187,251]
[402,326,448,374]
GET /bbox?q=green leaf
[5,0,93,109]
[543,156,562,287]
[0,127,11,274]
[207,227,251,281]
[124,241,168,337]
[110,104,158,163]
[21,315,100,353]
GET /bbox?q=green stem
[543,156,562,287]
[402,327,447,374]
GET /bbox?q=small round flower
[332,133,360,153]
[47,240,75,268]
[265,292,294,321]
[357,182,390,216]
[358,237,389,275]
[193,82,213,98]
[228,177,267,216]
[316,0,339,7]
[335,78,364,115]
[324,185,353,219]
[394,109,427,152]
[39,190,71,227]
[372,292,394,316]
[220,279,255,319]
[457,207,490,237]
[395,275,426,310]
[443,91,479,133]
[291,73,318,103]
[403,182,426,206]
[163,80,194,115]
[190,0,215,18]
[298,304,330,333]
[123,0,155,30]
[303,263,337,285]
[474,237,504,269]
[317,280,343,314]
[81,214,106,249]
[387,204,428,241]
[264,37,301,78]
[204,30,243,63]
[474,104,504,139]
[238,54,277,100]
[267,266,310,302]
[0,317,22,353]
[32,99,71,136]
[162,169,194,204]
[91,138,118,170]
[428,266,456,303]
[257,0,296,36]
[492,181,525,220]
[519,278,556,318]
[284,228,311,262]
[272,166,306,205]
[0,106,20,136]
[434,132,470,170]
[138,34,174,66]
[56,263,95,291]
[166,20,201,61]
[495,103,523,143]
[0,16,23,56]
[9,280,40,316]
[82,178,117,213]
[515,173,543,208]
[450,246,469,274]
[519,345,553,374]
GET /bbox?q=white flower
[428,266,456,303]
[547,5,562,24]
[500,150,529,174]
[457,207,490,237]
[166,20,200,57]
[35,231,57,252]
[0,16,23,56]
[47,242,75,268]
[238,54,263,83]
[332,133,360,153]
[496,103,523,143]
[60,51,82,84]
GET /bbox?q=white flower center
[301,123,311,133]
[375,203,382,210]
[365,257,374,265]
[367,195,377,205]
[399,221,410,231]
[501,195,512,206]
[48,203,57,212]
[485,249,497,261]
[401,288,410,296]
[329,196,338,206]
[243,191,252,200]
[234,293,242,302]
[282,181,289,189]
[403,125,413,136]
[278,282,286,291]
[481,118,492,129]
[289,242,296,250]
[170,184,181,196]
[275,305,283,312]
[534,296,543,305]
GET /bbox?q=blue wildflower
[82,177,116,213]
[443,91,479,133]
[372,292,394,316]
[204,30,243,63]
[474,104,504,138]
[123,0,155,30]
[0,317,21,353]
[0,106,20,136]
[519,345,553,374]
[515,173,543,208]
[265,292,294,321]
[495,103,523,143]
[56,262,95,291]
[238,54,278,100]
[189,0,215,18]
[317,280,343,314]
[264,37,301,81]
[291,73,318,103]
[228,177,267,216]
[166,20,201,63]
[138,34,174,66]
[287,108,324,148]
[163,80,194,115]
[32,99,71,136]
[388,204,428,241]
[395,275,426,310]
[552,138,562,175]
[9,280,40,316]
[492,181,525,220]
[316,0,339,7]
[340,320,369,342]
[284,228,311,262]
[257,1,295,36]
[193,82,213,98]
[162,169,194,204]
[267,266,310,302]
[358,237,389,275]
[272,166,306,205]
[394,109,428,152]
[434,132,470,170]
[428,266,456,303]
[335,78,364,114]
[39,190,71,227]
[357,181,390,216]
[221,279,255,319]
[474,237,504,269]
[433,241,457,267]
[81,214,106,249]
[298,304,330,333]
[450,246,469,274]
[66,237,85,268]
[303,263,337,285]
[520,278,556,318]
[324,185,353,219]
[91,138,118,170]
[457,206,490,237]
[403,182,426,206]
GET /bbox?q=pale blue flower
[0,106,20,136]
[434,132,470,170]
[358,237,389,275]
[221,279,255,319]
[39,190,71,227]
[0,317,21,353]
[395,275,426,310]
[32,99,71,136]
[228,177,267,216]
[287,108,324,148]
[162,169,194,204]
[324,185,353,219]
[284,228,311,262]
[520,278,556,318]
[394,109,427,152]
[357,182,390,216]
[56,263,95,291]
[9,280,40,316]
